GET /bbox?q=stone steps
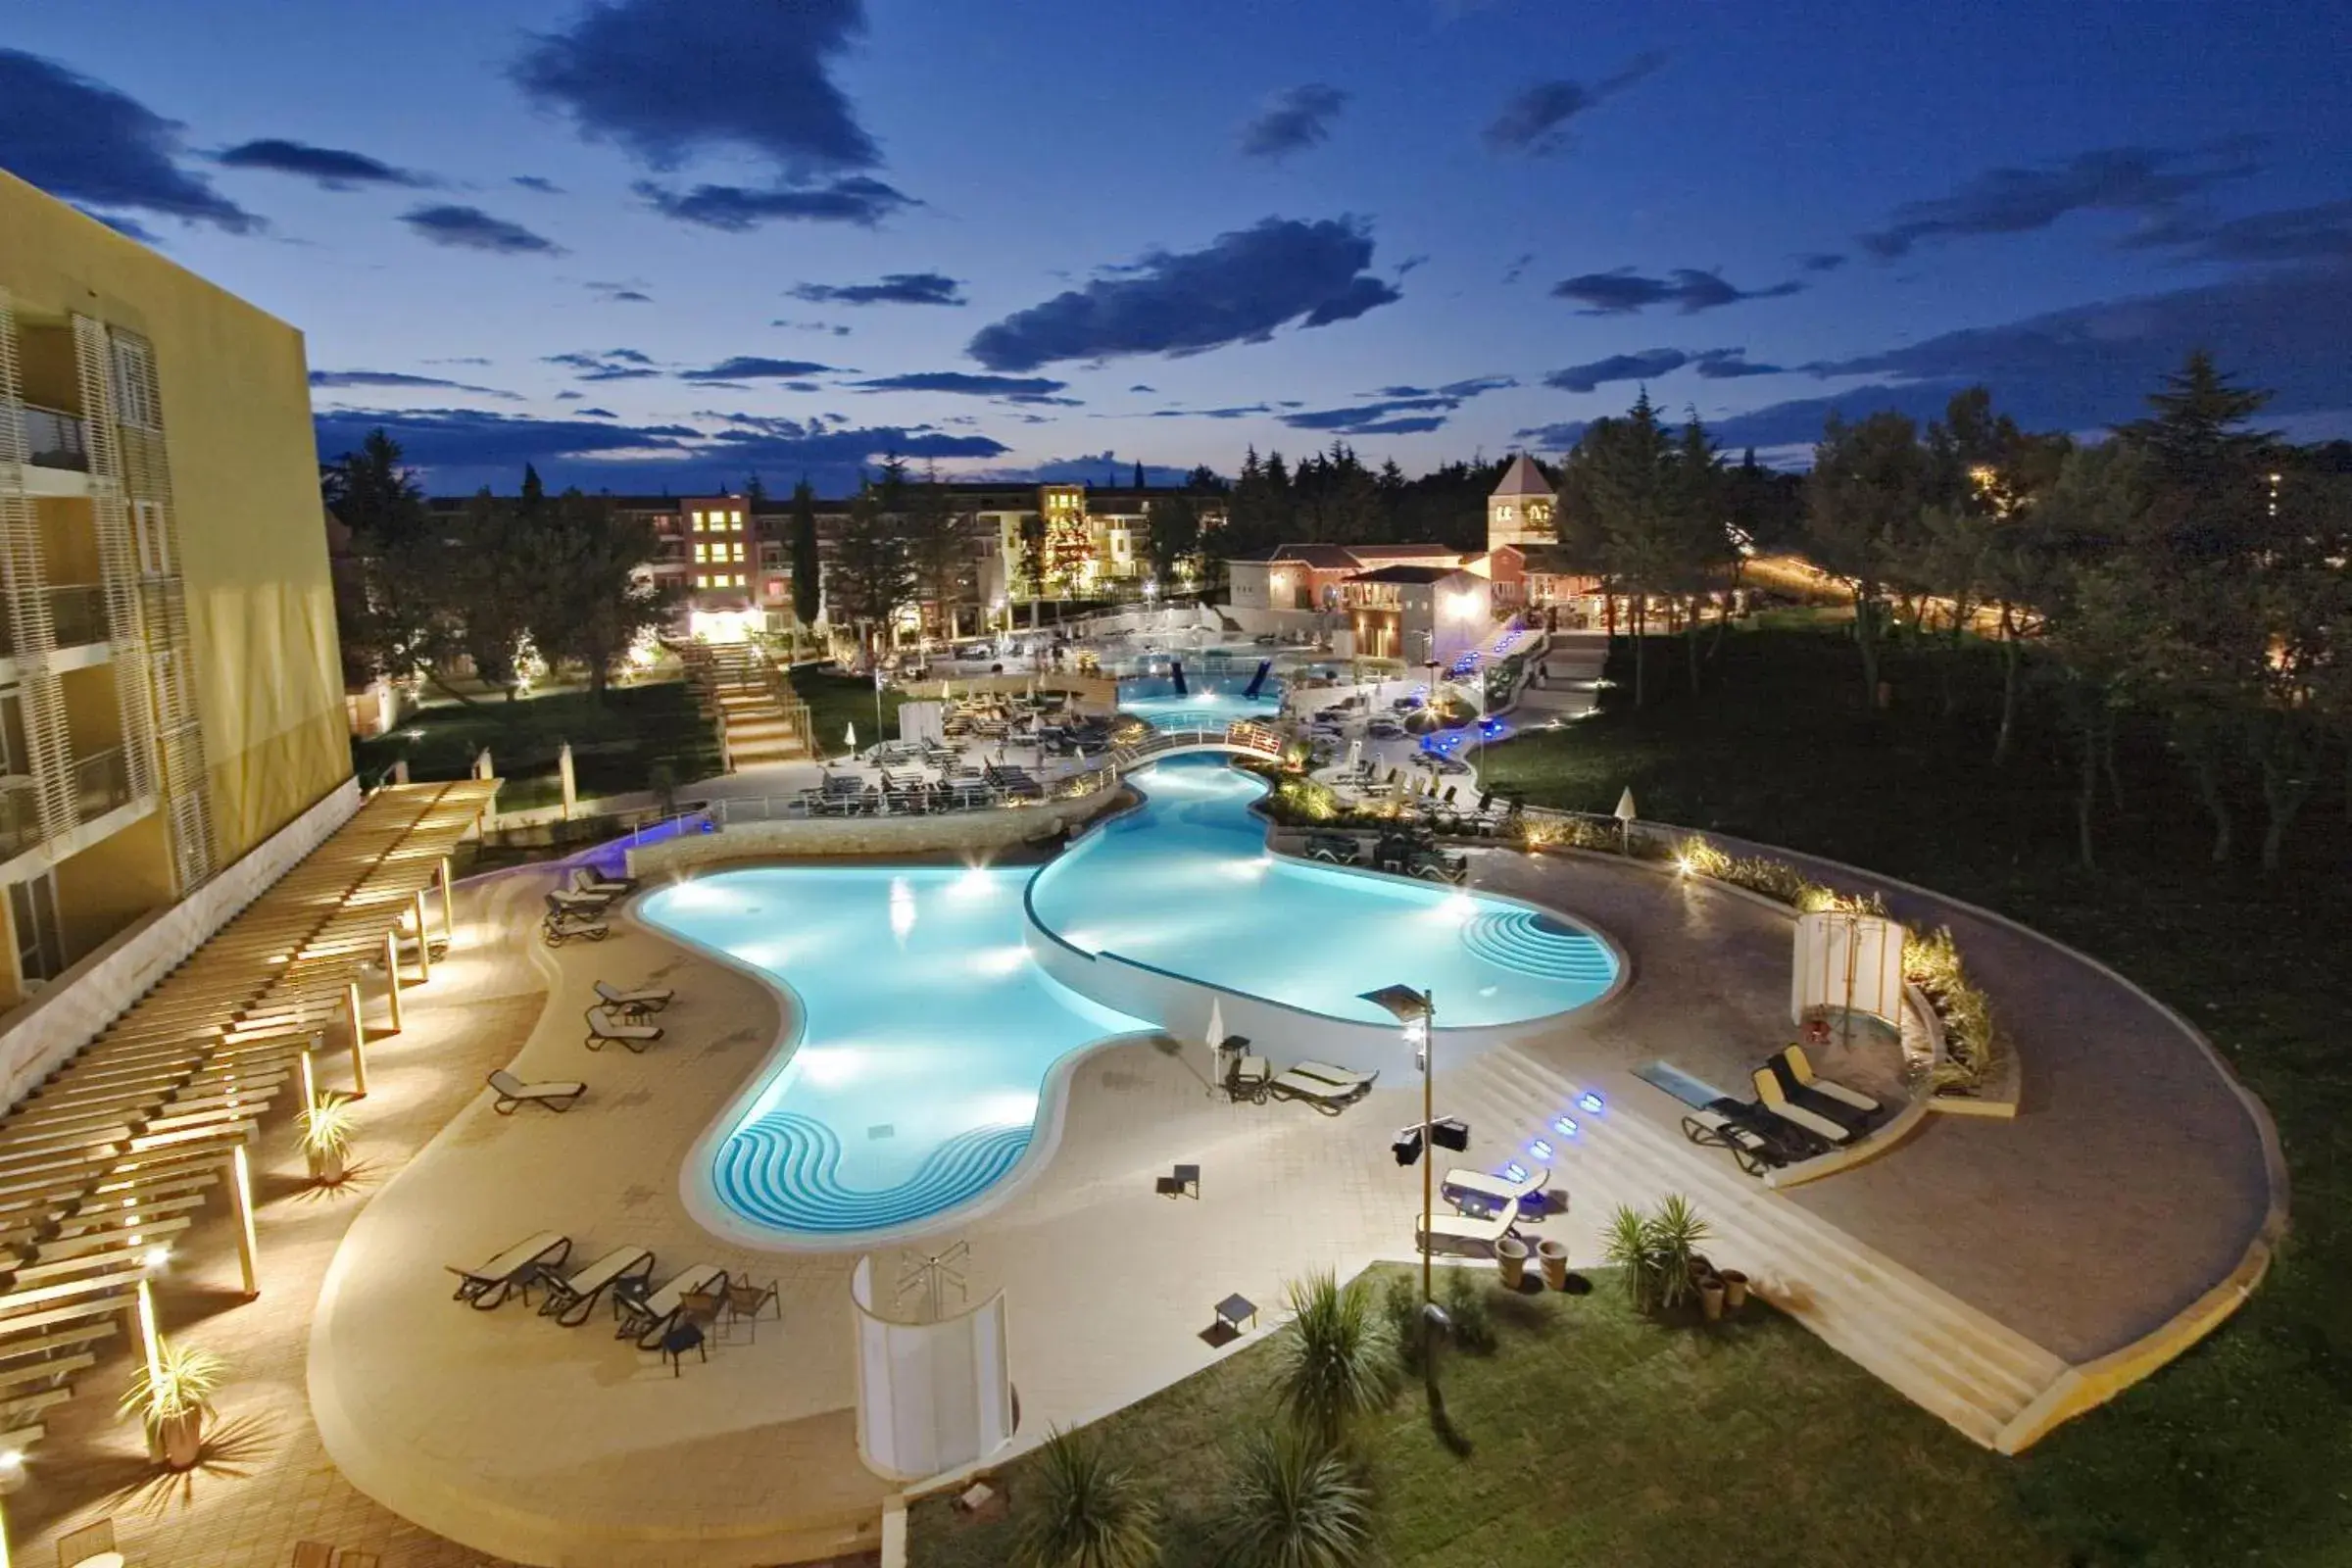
[1441,1045,2063,1447]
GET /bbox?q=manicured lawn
[351,680,718,811]
[1481,627,2351,1564]
[911,1265,2056,1568]
[795,668,907,758]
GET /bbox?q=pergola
[0,780,497,1458]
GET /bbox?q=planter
[1537,1238,1569,1292]
[307,1145,347,1186]
[1495,1236,1530,1291]
[157,1408,204,1471]
[1698,1274,1726,1323]
[1719,1269,1749,1310]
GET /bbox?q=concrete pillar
[228,1146,260,1298]
[438,856,457,947]
[413,890,433,981]
[559,742,577,821]
[346,981,369,1096]
[382,931,403,1033]
[474,747,494,780]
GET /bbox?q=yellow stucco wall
[0,172,348,866]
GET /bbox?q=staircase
[1441,1043,2066,1448]
[687,644,809,767]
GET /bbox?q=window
[109,336,162,430]
[11,873,65,987]
[734,573,747,587]
[730,541,745,563]
[729,511,744,527]
[132,500,172,576]
[694,542,709,563]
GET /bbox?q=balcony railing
[73,746,132,824]
[18,406,90,472]
[0,777,39,861]
[0,584,113,660]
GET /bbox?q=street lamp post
[1362,982,1440,1403]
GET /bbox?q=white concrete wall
[627,787,1121,877]
[0,776,363,1110]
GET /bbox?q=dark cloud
[0,50,261,231]
[849,371,1072,404]
[1858,140,2260,259]
[678,357,839,382]
[788,271,965,307]
[1512,419,1591,449]
[1343,416,1446,435]
[77,208,162,244]
[310,369,520,400]
[314,406,1007,495]
[545,348,662,381]
[1482,52,1664,156]
[970,452,1196,485]
[1501,252,1536,285]
[216,137,426,188]
[771,318,856,336]
[1440,374,1518,398]
[1550,267,1803,315]
[2123,198,2352,267]
[400,204,563,254]
[1129,383,1156,393]
[577,407,616,416]
[969,218,1402,370]
[587,280,653,303]
[1279,376,1512,434]
[1706,263,2352,450]
[512,174,564,194]
[1148,404,1278,419]
[1690,349,1783,379]
[1544,349,1690,393]
[512,0,878,174]
[1283,395,1452,432]
[1238,83,1349,161]
[633,175,914,229]
[1799,252,1846,272]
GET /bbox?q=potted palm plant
[121,1337,224,1471]
[1645,1195,1714,1319]
[300,1093,358,1185]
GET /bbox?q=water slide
[1241,660,1272,700]
[1169,660,1188,696]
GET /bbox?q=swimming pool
[1116,669,1283,731]
[648,756,1618,1244]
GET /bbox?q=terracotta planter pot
[1720,1269,1749,1310]
[158,1408,203,1471]
[1698,1275,1726,1323]
[307,1145,346,1186]
[1495,1237,1529,1291]
[1537,1238,1569,1292]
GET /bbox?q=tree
[519,463,545,514]
[1131,459,1146,490]
[1667,413,1732,694]
[1805,410,1927,707]
[2114,350,2277,564]
[529,490,673,701]
[826,486,914,662]
[1568,393,1678,707]
[905,464,967,640]
[1270,1270,1398,1449]
[321,428,426,547]
[447,491,537,698]
[1213,1427,1376,1568]
[1012,1428,1160,1568]
[788,478,823,643]
[1143,494,1200,586]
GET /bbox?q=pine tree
[789,478,822,632]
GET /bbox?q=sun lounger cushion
[1443,1165,1548,1204]
[1751,1067,1854,1144]
[1781,1044,1881,1113]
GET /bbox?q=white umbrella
[1204,997,1227,1096]
[845,720,858,753]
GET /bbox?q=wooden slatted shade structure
[0,781,497,1456]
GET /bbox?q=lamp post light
[1361,982,1442,1403]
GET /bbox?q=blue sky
[3,0,2347,494]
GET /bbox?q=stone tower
[1487,452,1555,551]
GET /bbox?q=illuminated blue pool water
[1117,670,1283,731]
[646,756,1616,1242]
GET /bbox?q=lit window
[731,541,745,562]
[692,512,706,528]
[735,572,748,587]
[730,512,744,526]
[694,542,709,562]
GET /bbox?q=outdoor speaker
[1430,1116,1470,1152]
[1391,1127,1424,1166]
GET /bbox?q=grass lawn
[911,1265,2055,1568]
[351,680,718,811]
[1478,626,2350,1564]
[795,668,907,758]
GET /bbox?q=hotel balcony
[18,405,89,472]
[0,746,135,863]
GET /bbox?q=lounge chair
[1291,1060,1379,1097]
[447,1231,571,1309]
[1681,1106,1782,1177]
[1750,1066,1854,1146]
[1266,1068,1364,1114]
[614,1261,729,1347]
[570,865,639,898]
[596,979,673,1013]
[1761,1055,1873,1134]
[584,1005,662,1053]
[1224,1054,1271,1103]
[1700,1095,1828,1163]
[546,887,611,915]
[1417,1197,1521,1253]
[1442,1165,1549,1212]
[538,1245,656,1327]
[488,1069,586,1115]
[1778,1043,1881,1114]
[542,911,609,947]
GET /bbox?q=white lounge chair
[546,886,610,914]
[447,1231,571,1309]
[1751,1066,1853,1145]
[488,1069,586,1114]
[584,1006,662,1053]
[595,979,673,1013]
[539,1245,655,1327]
[571,866,639,898]
[1293,1060,1378,1095]
[1780,1044,1880,1113]
[1267,1068,1365,1114]
[1443,1165,1549,1211]
[615,1261,729,1347]
[1417,1198,1521,1253]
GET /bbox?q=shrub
[1601,1197,1714,1317]
[1378,1269,1423,1374]
[1012,1428,1161,1568]
[1440,1266,1496,1354]
[1602,1204,1661,1314]
[1213,1426,1377,1568]
[1273,1270,1400,1446]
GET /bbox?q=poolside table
[1214,1293,1257,1334]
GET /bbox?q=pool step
[713,1113,1032,1235]
[1457,910,1617,984]
[1442,1046,2065,1448]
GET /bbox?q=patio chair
[1680,1107,1782,1177]
[1749,1066,1854,1145]
[488,1069,586,1115]
[595,979,674,1013]
[724,1276,781,1338]
[570,865,639,898]
[1442,1165,1549,1212]
[1417,1197,1521,1253]
[1224,1054,1271,1103]
[1761,1054,1873,1134]
[1700,1095,1828,1163]
[539,1245,656,1327]
[1778,1043,1881,1114]
[584,1005,663,1053]
[58,1520,117,1567]
[614,1262,729,1348]
[447,1231,571,1309]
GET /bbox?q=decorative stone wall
[625,787,1125,876]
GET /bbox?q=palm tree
[1602,1203,1660,1314]
[1215,1426,1377,1568]
[1644,1194,1714,1313]
[1272,1270,1399,1446]
[1012,1427,1161,1568]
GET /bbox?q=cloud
[1704,263,2352,450]
[1150,403,1276,419]
[968,452,1196,485]
[633,175,913,229]
[2122,198,2352,267]
[1342,416,1446,435]
[1512,419,1591,449]
[0,50,260,231]
[1858,139,2261,259]
[1129,383,1156,393]
[1482,52,1664,156]
[969,217,1401,371]
[512,174,564,194]
[1440,374,1518,398]
[76,207,162,243]
[1501,251,1536,285]
[310,369,520,399]
[216,137,426,188]
[772,318,855,336]
[678,357,839,382]
[788,271,965,307]
[1550,267,1803,315]
[544,348,662,381]
[1275,375,1514,435]
[1282,395,1452,432]
[849,371,1073,404]
[1799,252,1846,271]
[1238,83,1349,161]
[586,279,653,303]
[400,204,563,254]
[512,0,878,174]
[1544,350,1690,392]
[1690,349,1783,379]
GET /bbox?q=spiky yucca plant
[1644,1194,1714,1313]
[1602,1203,1660,1313]
[298,1093,359,1159]
[1215,1426,1377,1568]
[1273,1269,1399,1446]
[1012,1427,1160,1568]
[119,1337,225,1428]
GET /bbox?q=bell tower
[1488,452,1554,551]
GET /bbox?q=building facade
[0,172,349,1006]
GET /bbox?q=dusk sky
[4,0,2348,495]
